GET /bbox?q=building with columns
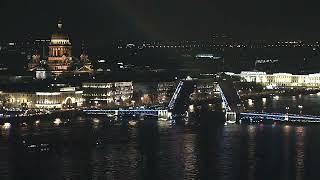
[47,20,72,74]
[237,71,320,88]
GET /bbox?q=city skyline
[2,1,320,179]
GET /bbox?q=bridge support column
[225,111,237,123]
[158,110,169,120]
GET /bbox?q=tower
[47,20,72,74]
[80,41,89,63]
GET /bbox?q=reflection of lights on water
[273,96,280,100]
[283,125,291,134]
[259,123,264,129]
[2,123,11,129]
[317,92,320,95]
[292,96,296,100]
[248,125,256,134]
[93,118,100,123]
[295,126,305,179]
[248,99,253,106]
[296,127,305,135]
[272,121,277,128]
[262,97,267,104]
[53,118,62,125]
[158,120,171,127]
[128,121,137,126]
[35,120,40,125]
[298,105,303,109]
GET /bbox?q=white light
[262,98,267,104]
[53,118,62,125]
[2,123,11,129]
[93,118,100,123]
[189,105,194,112]
[248,99,253,106]
[129,121,137,126]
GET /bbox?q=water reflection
[1,93,320,179]
[295,127,305,180]
[247,125,256,180]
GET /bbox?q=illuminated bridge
[83,109,169,119]
[168,80,195,113]
[240,112,320,123]
[168,81,184,110]
[83,77,320,123]
[217,80,244,122]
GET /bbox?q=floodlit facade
[157,81,177,104]
[238,71,320,87]
[47,20,72,74]
[82,82,133,107]
[190,80,220,101]
[0,87,83,109]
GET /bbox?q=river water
[1,94,320,180]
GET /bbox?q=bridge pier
[158,110,170,120]
[225,111,237,123]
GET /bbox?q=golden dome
[51,32,69,41]
[50,20,71,44]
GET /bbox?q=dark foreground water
[1,94,320,180]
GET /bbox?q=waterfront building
[0,87,83,109]
[238,71,320,88]
[82,82,133,107]
[28,54,41,71]
[157,81,177,104]
[35,67,51,80]
[190,80,220,101]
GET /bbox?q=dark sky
[1,0,320,42]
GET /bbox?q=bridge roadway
[217,80,243,113]
[240,112,320,123]
[83,109,169,119]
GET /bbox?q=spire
[81,40,87,54]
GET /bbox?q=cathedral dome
[50,20,70,43]
[51,32,69,41]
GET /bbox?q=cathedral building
[28,20,92,76]
[47,20,72,74]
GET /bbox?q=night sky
[1,0,320,42]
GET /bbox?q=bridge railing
[168,81,184,110]
[217,84,232,112]
[240,112,320,122]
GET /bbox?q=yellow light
[2,123,11,130]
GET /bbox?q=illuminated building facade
[47,20,72,74]
[238,71,320,87]
[157,81,177,104]
[28,54,41,71]
[0,87,83,109]
[82,82,133,107]
[190,80,220,101]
